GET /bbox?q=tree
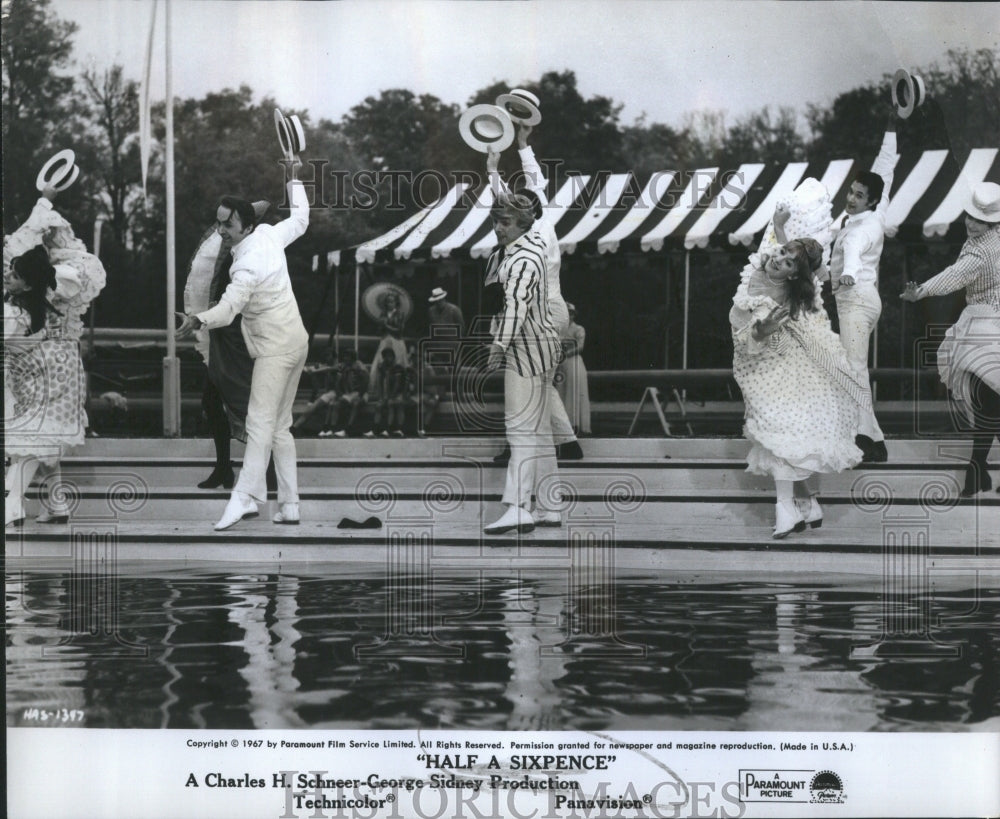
[75,66,142,250]
[2,0,78,231]
[341,89,466,229]
[468,71,626,176]
[719,106,806,166]
[806,47,999,162]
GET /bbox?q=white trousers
[836,284,884,441]
[502,366,558,512]
[236,344,308,504]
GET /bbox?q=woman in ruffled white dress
[4,188,106,526]
[731,231,871,538]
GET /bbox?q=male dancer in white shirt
[487,123,584,464]
[827,111,901,463]
[178,159,309,529]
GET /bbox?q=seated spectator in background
[370,286,410,384]
[365,347,406,437]
[292,348,341,437]
[411,350,446,437]
[556,303,591,435]
[328,348,369,438]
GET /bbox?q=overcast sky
[51,0,997,128]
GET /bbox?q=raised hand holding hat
[496,88,542,126]
[459,104,514,153]
[891,69,926,119]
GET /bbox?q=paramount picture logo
[739,769,812,803]
[810,770,846,803]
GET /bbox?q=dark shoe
[337,516,382,529]
[493,444,511,465]
[556,440,584,460]
[198,465,235,490]
[36,512,70,524]
[961,463,992,497]
[867,439,888,463]
[855,434,875,462]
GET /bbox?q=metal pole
[334,263,340,356]
[664,252,670,368]
[682,250,690,370]
[162,0,181,435]
[354,263,360,352]
[682,250,690,402]
[90,219,103,354]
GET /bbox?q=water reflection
[6,570,999,730]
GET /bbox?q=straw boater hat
[273,108,306,158]
[458,104,514,153]
[965,182,1000,223]
[891,69,926,120]
[35,149,79,192]
[495,88,541,126]
[428,287,448,303]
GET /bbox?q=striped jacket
[485,229,561,376]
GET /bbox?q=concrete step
[44,461,998,498]
[21,489,997,534]
[65,436,987,461]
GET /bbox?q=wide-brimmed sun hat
[362,282,413,323]
[495,88,541,126]
[459,104,514,153]
[35,149,79,192]
[964,181,1000,223]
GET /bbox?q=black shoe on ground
[493,444,511,465]
[855,434,874,462]
[961,462,992,497]
[198,465,235,489]
[867,439,888,463]
[556,440,584,460]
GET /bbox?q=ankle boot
[802,495,823,529]
[198,463,235,490]
[773,499,806,539]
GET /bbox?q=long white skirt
[556,354,591,434]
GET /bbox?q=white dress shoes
[214,492,259,531]
[273,503,300,525]
[773,499,806,539]
[799,496,823,529]
[533,511,562,527]
[484,505,535,535]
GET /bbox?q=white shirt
[517,146,563,303]
[829,131,897,289]
[197,182,309,358]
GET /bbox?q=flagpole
[162,0,181,435]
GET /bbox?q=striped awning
[321,147,999,266]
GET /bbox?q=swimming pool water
[6,567,999,731]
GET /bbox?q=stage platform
[6,437,999,573]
